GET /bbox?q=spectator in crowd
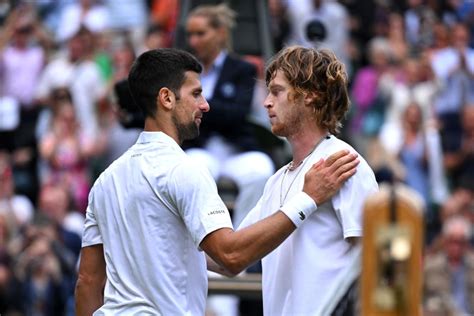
[0,153,34,228]
[378,57,438,152]
[396,103,445,214]
[443,104,474,190]
[35,25,106,140]
[430,22,474,154]
[136,23,166,55]
[39,101,95,212]
[424,215,474,315]
[0,213,23,315]
[386,12,409,65]
[38,183,84,241]
[12,214,77,316]
[185,3,275,227]
[403,0,437,53]
[0,4,50,204]
[349,37,393,156]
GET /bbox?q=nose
[200,97,210,112]
[188,33,200,50]
[263,94,272,109]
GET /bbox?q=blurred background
[0,0,473,315]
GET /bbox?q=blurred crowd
[0,0,473,315]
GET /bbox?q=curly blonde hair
[265,46,350,134]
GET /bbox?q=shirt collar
[136,131,181,150]
[212,50,227,71]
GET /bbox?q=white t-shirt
[239,135,378,316]
[82,132,233,315]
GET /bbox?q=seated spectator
[423,215,474,315]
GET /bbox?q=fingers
[333,158,359,179]
[325,149,350,166]
[326,152,358,173]
[337,163,358,183]
[308,158,324,171]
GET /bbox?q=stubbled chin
[270,124,284,137]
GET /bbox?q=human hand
[303,150,359,205]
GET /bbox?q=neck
[144,116,180,145]
[288,127,329,166]
[202,50,222,72]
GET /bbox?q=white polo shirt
[239,135,379,316]
[82,131,233,315]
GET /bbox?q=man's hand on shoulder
[303,150,359,205]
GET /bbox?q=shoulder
[169,155,214,185]
[323,136,377,183]
[319,136,358,160]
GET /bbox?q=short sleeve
[332,159,379,239]
[168,160,233,247]
[82,190,103,247]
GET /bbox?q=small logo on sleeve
[208,209,226,216]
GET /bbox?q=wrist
[280,191,317,227]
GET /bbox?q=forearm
[229,211,295,269]
[75,245,106,316]
[202,211,295,276]
[75,277,104,316]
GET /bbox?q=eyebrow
[192,87,203,93]
[268,83,284,90]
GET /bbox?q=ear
[157,87,175,111]
[304,91,317,107]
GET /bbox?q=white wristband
[280,191,317,227]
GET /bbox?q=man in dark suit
[185,3,275,228]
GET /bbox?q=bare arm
[201,150,359,275]
[206,254,237,278]
[75,244,106,316]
